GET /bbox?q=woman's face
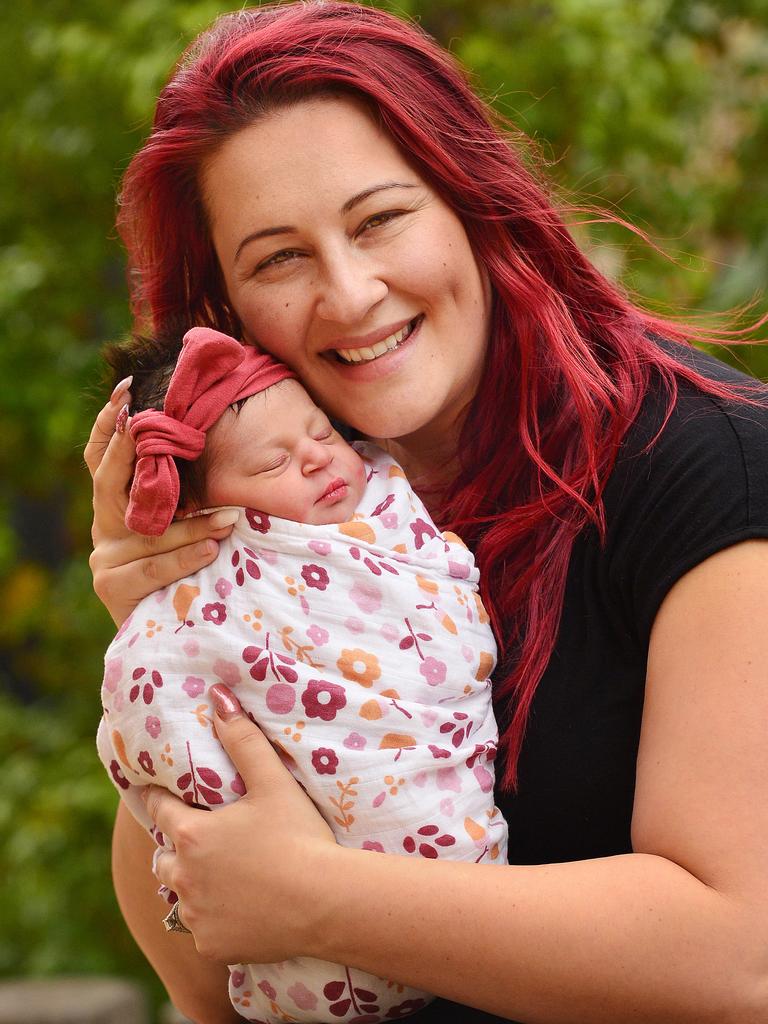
[202,96,491,450]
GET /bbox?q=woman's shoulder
[614,340,768,498]
[599,340,768,644]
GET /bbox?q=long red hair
[117,1,762,788]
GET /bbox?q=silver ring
[163,900,191,934]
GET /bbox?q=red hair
[117,1,764,788]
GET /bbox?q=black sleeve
[602,375,768,648]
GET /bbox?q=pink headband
[125,326,296,536]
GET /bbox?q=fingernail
[209,684,242,720]
[139,786,150,803]
[111,376,133,404]
[115,403,129,434]
[209,508,240,530]
[196,539,218,558]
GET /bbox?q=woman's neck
[366,425,461,519]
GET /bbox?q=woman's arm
[149,541,768,1024]
[112,804,239,1024]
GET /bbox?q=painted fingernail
[115,403,129,434]
[110,375,133,404]
[209,684,242,720]
[209,508,240,530]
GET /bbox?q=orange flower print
[337,648,381,688]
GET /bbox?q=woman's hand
[148,685,338,964]
[84,379,238,626]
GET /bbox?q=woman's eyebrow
[234,181,417,264]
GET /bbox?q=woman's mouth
[334,315,422,365]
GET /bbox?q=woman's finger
[84,377,133,478]
[152,848,177,890]
[207,686,288,793]
[91,426,138,538]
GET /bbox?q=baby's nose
[301,440,333,474]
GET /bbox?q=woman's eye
[256,249,301,272]
[359,210,401,233]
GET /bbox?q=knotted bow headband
[125,326,295,536]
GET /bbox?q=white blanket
[98,442,506,1023]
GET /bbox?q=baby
[98,327,507,1024]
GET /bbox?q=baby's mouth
[334,316,422,365]
[316,477,348,503]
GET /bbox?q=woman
[85,4,768,1022]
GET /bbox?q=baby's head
[109,328,366,535]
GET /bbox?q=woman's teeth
[335,319,416,364]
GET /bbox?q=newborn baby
[97,327,507,1024]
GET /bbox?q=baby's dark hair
[103,331,209,513]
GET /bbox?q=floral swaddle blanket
[97,442,507,1023]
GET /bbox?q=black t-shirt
[413,343,768,1023]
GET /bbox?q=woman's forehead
[201,96,419,228]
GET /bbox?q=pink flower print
[410,517,437,550]
[202,602,227,625]
[311,747,339,775]
[419,656,447,686]
[381,511,399,529]
[301,679,346,721]
[212,658,240,687]
[448,558,470,579]
[113,692,125,713]
[349,579,382,614]
[182,639,199,658]
[362,840,385,853]
[380,623,399,643]
[103,657,122,693]
[109,759,130,790]
[266,682,296,715]
[440,797,455,816]
[287,982,318,1011]
[306,624,329,646]
[436,766,462,793]
[473,764,494,793]
[138,750,156,777]
[145,715,161,738]
[257,979,277,1001]
[245,509,270,533]
[344,616,365,635]
[215,577,232,599]
[182,676,204,699]
[308,539,331,557]
[301,563,329,590]
[343,732,367,750]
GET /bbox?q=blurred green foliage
[2,0,766,1016]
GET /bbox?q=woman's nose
[315,248,387,324]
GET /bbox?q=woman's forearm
[112,804,239,1024]
[313,847,766,1024]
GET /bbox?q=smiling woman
[203,97,491,462]
[85,3,768,1023]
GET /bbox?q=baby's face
[203,379,367,525]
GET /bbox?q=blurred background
[2,0,767,1018]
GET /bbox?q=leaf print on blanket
[398,617,448,687]
[348,544,399,577]
[323,966,381,1018]
[176,741,224,806]
[128,667,163,706]
[231,545,261,587]
[329,777,358,832]
[279,625,324,668]
[242,633,298,684]
[402,823,456,859]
